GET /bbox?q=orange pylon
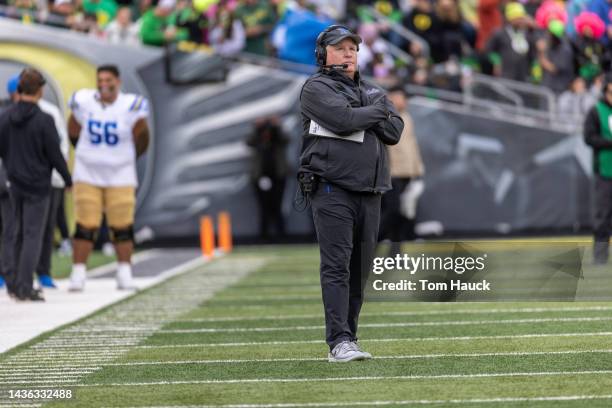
[218,211,233,253]
[200,215,215,258]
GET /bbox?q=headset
[315,24,359,68]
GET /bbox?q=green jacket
[139,9,188,46]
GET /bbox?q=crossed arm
[301,80,403,144]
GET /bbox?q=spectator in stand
[572,11,609,82]
[357,23,394,77]
[434,0,469,63]
[459,0,479,32]
[524,0,542,17]
[234,0,276,55]
[537,20,575,94]
[476,0,503,51]
[209,1,245,55]
[486,2,536,81]
[587,0,612,44]
[558,76,599,116]
[138,0,153,18]
[10,0,37,12]
[271,0,331,65]
[51,0,75,17]
[566,0,590,38]
[175,0,208,43]
[83,0,118,28]
[105,6,140,45]
[403,0,441,60]
[140,0,188,46]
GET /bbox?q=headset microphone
[321,64,349,70]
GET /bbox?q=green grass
[2,243,612,407]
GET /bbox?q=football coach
[298,25,404,362]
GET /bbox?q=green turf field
[2,244,612,407]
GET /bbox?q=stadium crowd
[0,0,611,102]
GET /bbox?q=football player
[67,64,150,291]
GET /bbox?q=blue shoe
[38,275,57,289]
[0,276,4,289]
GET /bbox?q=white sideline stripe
[114,394,612,407]
[132,331,612,348]
[86,249,160,278]
[148,317,612,334]
[101,349,612,366]
[71,370,612,387]
[176,305,612,323]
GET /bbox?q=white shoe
[353,341,372,359]
[68,266,86,292]
[116,264,137,291]
[327,341,370,363]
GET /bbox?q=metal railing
[365,5,430,59]
[0,6,70,28]
[464,73,558,123]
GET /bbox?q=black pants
[310,181,381,350]
[9,189,50,296]
[36,188,63,278]
[380,177,416,244]
[593,175,612,263]
[0,193,16,291]
[56,190,69,240]
[254,178,286,239]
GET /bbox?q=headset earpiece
[315,24,356,67]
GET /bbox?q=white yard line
[70,370,612,387]
[113,394,612,407]
[99,349,612,366]
[174,305,612,323]
[140,317,612,334]
[131,331,612,348]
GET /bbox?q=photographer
[298,25,404,362]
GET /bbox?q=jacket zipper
[372,138,379,192]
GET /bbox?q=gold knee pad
[73,183,103,229]
[104,187,136,229]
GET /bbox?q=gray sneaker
[352,341,372,359]
[328,341,370,363]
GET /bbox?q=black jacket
[298,70,404,193]
[584,99,612,177]
[0,101,72,196]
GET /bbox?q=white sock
[72,263,86,278]
[118,262,131,272]
[117,263,132,278]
